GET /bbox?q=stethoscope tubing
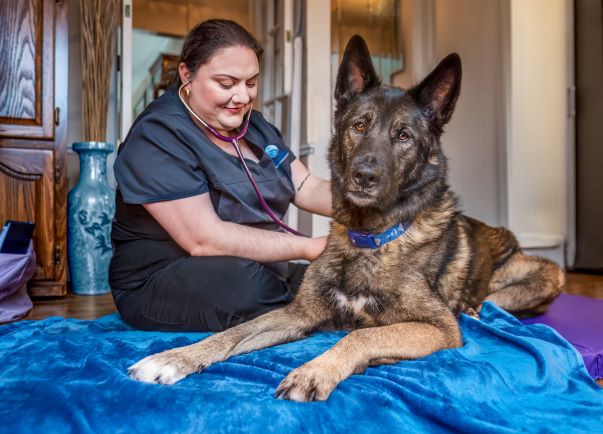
[178,81,306,237]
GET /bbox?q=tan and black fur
[128,36,564,401]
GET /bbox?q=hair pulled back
[178,19,263,84]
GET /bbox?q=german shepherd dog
[128,36,564,401]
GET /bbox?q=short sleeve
[114,113,209,204]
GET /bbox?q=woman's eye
[219,82,234,89]
[246,80,257,88]
[353,122,366,132]
[398,130,410,142]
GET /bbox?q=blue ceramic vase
[67,142,115,295]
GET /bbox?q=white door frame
[304,0,332,237]
[119,0,133,143]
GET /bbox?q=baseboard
[517,233,564,249]
[517,233,565,267]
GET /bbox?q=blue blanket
[1,302,601,433]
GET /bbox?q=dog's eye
[398,130,410,142]
[353,122,366,132]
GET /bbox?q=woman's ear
[178,62,191,84]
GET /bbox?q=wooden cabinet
[0,0,68,296]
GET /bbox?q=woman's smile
[225,106,244,115]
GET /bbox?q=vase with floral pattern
[67,142,115,295]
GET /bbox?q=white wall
[304,0,332,237]
[507,0,568,262]
[393,0,570,265]
[433,0,505,227]
[393,0,504,227]
[394,0,435,87]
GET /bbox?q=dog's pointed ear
[410,53,462,127]
[335,35,381,104]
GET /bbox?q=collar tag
[347,221,411,249]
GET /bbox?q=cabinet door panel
[0,0,54,139]
[0,147,55,279]
[0,0,67,296]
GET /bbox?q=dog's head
[329,35,462,230]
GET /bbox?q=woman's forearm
[144,193,326,263]
[290,159,332,217]
[191,220,322,262]
[295,176,332,217]
[311,178,333,217]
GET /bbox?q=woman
[109,19,331,332]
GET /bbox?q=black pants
[111,256,307,332]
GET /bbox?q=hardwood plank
[20,292,116,321]
[564,272,603,299]
[28,281,67,297]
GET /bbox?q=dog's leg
[275,315,462,402]
[128,301,327,385]
[485,253,564,317]
[351,357,399,374]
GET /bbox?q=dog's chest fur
[333,292,375,317]
[317,216,466,327]
[324,242,420,326]
[330,290,379,326]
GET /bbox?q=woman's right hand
[305,236,328,261]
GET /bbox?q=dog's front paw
[275,362,340,402]
[128,349,202,385]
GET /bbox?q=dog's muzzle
[351,163,382,190]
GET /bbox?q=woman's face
[180,45,259,135]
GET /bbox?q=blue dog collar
[348,221,412,249]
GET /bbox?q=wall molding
[518,233,564,249]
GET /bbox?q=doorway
[574,0,603,271]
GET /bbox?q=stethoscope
[178,81,305,237]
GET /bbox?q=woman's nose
[231,83,251,105]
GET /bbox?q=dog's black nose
[352,164,380,189]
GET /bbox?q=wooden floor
[17,271,603,321]
[20,291,117,321]
[7,271,603,387]
[562,271,603,299]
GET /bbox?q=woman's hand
[305,236,328,261]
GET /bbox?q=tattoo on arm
[297,173,311,191]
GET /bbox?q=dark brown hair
[178,19,263,84]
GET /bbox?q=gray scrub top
[109,86,297,290]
